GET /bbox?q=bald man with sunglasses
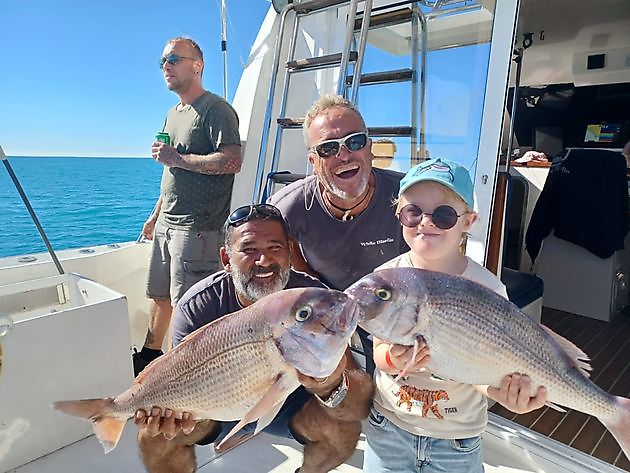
[268,94,408,374]
[135,204,373,473]
[135,37,242,376]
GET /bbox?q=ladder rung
[354,7,414,31]
[277,120,414,138]
[294,0,353,15]
[277,117,304,129]
[368,126,414,137]
[287,52,358,72]
[346,68,413,86]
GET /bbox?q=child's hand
[488,373,547,414]
[389,342,430,373]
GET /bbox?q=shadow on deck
[489,306,630,472]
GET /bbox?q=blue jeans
[363,407,484,473]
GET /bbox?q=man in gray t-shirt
[135,204,373,473]
[269,94,407,374]
[135,37,242,375]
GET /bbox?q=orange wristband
[385,349,396,370]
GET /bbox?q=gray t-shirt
[172,269,326,346]
[269,168,408,290]
[160,91,241,230]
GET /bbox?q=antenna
[221,0,228,100]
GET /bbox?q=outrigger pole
[221,0,228,100]
[0,146,65,275]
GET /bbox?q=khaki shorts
[146,220,221,305]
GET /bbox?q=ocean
[1,157,162,258]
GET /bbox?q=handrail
[252,3,295,203]
[0,146,65,274]
[252,0,366,203]
[349,0,373,102]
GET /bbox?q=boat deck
[489,306,630,472]
[10,415,627,473]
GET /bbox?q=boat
[1,0,629,471]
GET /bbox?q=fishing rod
[0,145,65,275]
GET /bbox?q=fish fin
[600,396,630,462]
[53,398,125,453]
[393,337,424,381]
[216,373,294,450]
[253,395,286,435]
[540,325,592,376]
[544,401,567,413]
[91,416,127,453]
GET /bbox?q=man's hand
[297,352,348,398]
[486,374,547,414]
[151,142,182,168]
[135,407,196,440]
[141,217,157,240]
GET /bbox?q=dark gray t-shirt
[172,269,326,346]
[269,168,408,290]
[160,91,241,230]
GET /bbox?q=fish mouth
[281,299,360,378]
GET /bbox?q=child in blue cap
[363,158,547,473]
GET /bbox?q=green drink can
[155,132,170,145]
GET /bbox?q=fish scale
[346,267,630,461]
[53,287,359,453]
[118,313,290,421]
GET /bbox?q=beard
[231,263,291,303]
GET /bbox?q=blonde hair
[302,94,366,145]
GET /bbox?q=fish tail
[600,396,630,462]
[53,398,125,453]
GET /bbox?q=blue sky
[1,0,271,157]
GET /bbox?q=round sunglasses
[397,203,468,230]
[309,132,368,158]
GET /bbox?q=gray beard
[321,172,369,201]
[231,265,291,302]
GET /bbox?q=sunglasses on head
[397,203,467,230]
[159,53,198,70]
[309,132,368,159]
[226,204,283,228]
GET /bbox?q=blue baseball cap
[398,158,474,208]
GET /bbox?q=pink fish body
[346,267,630,461]
[54,287,360,453]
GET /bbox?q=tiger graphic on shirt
[394,385,450,419]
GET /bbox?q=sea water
[1,156,162,258]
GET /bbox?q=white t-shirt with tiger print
[372,252,508,439]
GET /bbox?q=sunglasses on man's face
[226,204,283,227]
[397,203,467,230]
[159,54,197,70]
[309,132,368,159]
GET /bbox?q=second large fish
[345,267,630,461]
[54,287,360,453]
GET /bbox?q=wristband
[385,349,396,370]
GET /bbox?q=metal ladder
[253,0,427,203]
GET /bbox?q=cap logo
[416,161,454,182]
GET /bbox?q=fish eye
[374,288,391,301]
[295,306,312,322]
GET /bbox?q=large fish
[54,287,359,453]
[345,267,630,461]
